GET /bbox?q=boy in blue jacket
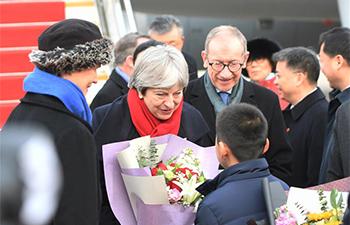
[195,103,289,225]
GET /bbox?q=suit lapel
[109,69,129,95]
[240,79,258,106]
[189,76,216,144]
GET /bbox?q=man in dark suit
[184,25,292,184]
[327,100,350,182]
[90,32,149,111]
[273,47,328,187]
[318,27,350,184]
[148,14,198,81]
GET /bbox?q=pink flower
[168,188,181,203]
[274,205,298,225]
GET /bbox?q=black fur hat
[242,37,282,77]
[29,18,114,76]
[247,37,282,64]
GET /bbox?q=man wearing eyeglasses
[184,25,293,184]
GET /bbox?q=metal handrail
[123,0,137,32]
[93,0,138,42]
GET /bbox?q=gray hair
[148,15,184,37]
[128,45,189,94]
[273,47,320,85]
[113,32,150,66]
[205,25,247,56]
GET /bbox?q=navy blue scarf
[23,68,92,124]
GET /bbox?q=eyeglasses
[208,61,244,73]
[246,58,266,67]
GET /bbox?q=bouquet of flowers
[298,188,345,225]
[102,134,219,225]
[275,187,349,225]
[149,147,206,207]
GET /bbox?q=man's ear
[242,51,250,69]
[201,50,208,69]
[125,55,134,67]
[296,72,306,86]
[218,141,229,159]
[262,138,270,154]
[334,54,346,70]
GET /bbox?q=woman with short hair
[92,45,210,225]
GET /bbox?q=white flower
[173,175,204,205]
[176,148,201,172]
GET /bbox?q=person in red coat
[244,37,289,110]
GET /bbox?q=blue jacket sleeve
[195,203,219,225]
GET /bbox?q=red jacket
[259,76,289,110]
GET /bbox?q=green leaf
[198,171,206,182]
[330,188,338,208]
[157,168,164,175]
[336,193,343,208]
[188,172,193,180]
[320,200,327,205]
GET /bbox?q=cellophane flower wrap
[102,134,219,225]
[284,187,349,225]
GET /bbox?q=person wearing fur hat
[2,18,114,224]
[244,37,289,110]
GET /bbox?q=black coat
[327,100,350,182]
[182,50,198,81]
[92,94,210,225]
[184,75,293,184]
[90,69,129,112]
[2,92,100,225]
[283,88,328,187]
